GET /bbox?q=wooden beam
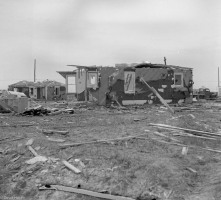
[59,133,148,149]
[140,77,174,114]
[149,123,221,138]
[39,184,135,200]
[137,136,221,153]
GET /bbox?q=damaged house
[58,62,193,105]
[8,80,66,100]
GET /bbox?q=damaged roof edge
[132,63,193,70]
[66,63,193,71]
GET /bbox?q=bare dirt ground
[1,101,221,200]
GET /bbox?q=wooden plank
[28,146,39,157]
[62,160,81,174]
[59,133,148,149]
[173,133,217,141]
[140,78,174,114]
[149,123,221,138]
[39,184,135,200]
[138,136,221,153]
[151,131,180,142]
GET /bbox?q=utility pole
[218,67,220,87]
[34,59,36,82]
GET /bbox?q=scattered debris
[75,159,86,168]
[0,136,10,142]
[22,105,74,116]
[59,133,149,148]
[62,160,81,174]
[25,138,39,157]
[150,131,181,142]
[39,184,135,200]
[181,146,189,155]
[42,129,69,135]
[149,123,221,138]
[140,135,221,153]
[22,105,50,116]
[186,167,197,173]
[35,146,41,151]
[42,129,53,135]
[47,137,66,142]
[188,114,196,119]
[26,138,34,146]
[10,155,21,162]
[25,155,48,165]
[133,117,148,122]
[48,110,63,116]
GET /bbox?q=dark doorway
[37,88,40,99]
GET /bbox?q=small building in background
[8,80,66,100]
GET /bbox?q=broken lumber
[39,184,135,200]
[25,155,48,164]
[0,124,35,127]
[42,129,69,135]
[150,131,180,142]
[48,110,63,116]
[27,146,38,157]
[174,133,217,141]
[62,160,81,174]
[0,136,10,142]
[26,138,34,146]
[52,130,69,135]
[25,138,38,157]
[181,146,188,155]
[149,123,221,138]
[47,138,65,142]
[138,136,221,153]
[186,167,197,173]
[11,155,21,162]
[140,77,174,114]
[59,133,149,148]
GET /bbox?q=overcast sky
[0,0,221,90]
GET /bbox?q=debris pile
[1,101,221,200]
[21,103,74,116]
[22,105,51,116]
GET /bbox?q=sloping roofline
[57,71,77,78]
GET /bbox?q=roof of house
[9,80,36,87]
[57,71,77,78]
[66,62,192,71]
[116,63,193,70]
[9,80,65,88]
[39,80,65,87]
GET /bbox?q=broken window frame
[87,72,98,88]
[174,73,183,87]
[124,71,136,94]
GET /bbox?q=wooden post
[84,69,88,102]
[34,59,36,82]
[140,77,174,114]
[164,57,167,65]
